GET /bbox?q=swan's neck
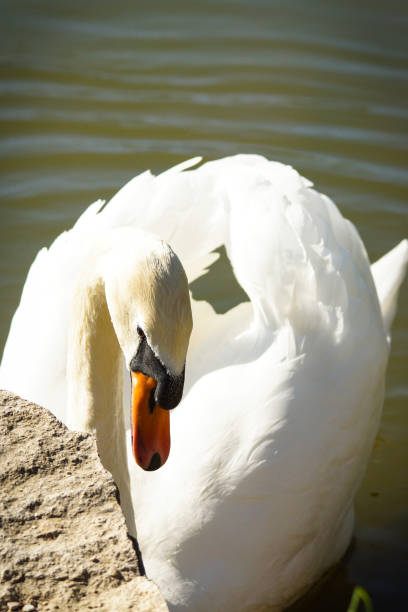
[67,271,135,533]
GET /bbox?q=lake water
[0,1,407,610]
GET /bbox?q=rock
[0,390,168,611]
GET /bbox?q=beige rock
[0,390,168,612]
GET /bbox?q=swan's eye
[137,326,146,340]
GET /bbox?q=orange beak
[131,371,170,471]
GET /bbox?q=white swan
[0,155,406,611]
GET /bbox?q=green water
[0,1,407,609]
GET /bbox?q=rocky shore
[0,390,168,612]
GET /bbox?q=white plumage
[1,155,407,611]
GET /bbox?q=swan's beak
[130,371,170,471]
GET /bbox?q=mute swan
[0,155,407,611]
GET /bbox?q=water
[1,1,407,609]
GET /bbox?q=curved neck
[67,272,136,534]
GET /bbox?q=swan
[0,154,406,611]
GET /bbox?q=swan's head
[103,229,192,471]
